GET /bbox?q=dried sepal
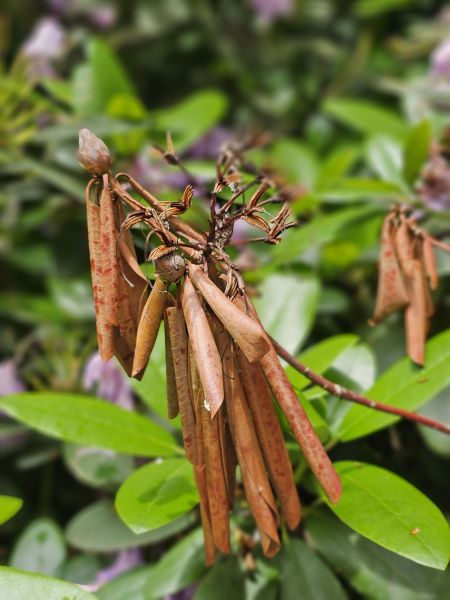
[100,174,120,327]
[163,309,179,419]
[404,260,428,366]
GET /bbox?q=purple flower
[22,17,65,60]
[0,360,25,397]
[431,40,450,80]
[81,549,143,593]
[83,353,134,410]
[187,127,231,160]
[248,0,293,21]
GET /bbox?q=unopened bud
[77,128,112,175]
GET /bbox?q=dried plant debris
[79,129,341,563]
[371,206,449,366]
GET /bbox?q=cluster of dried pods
[78,128,342,564]
[371,206,450,365]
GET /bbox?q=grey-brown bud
[77,129,112,175]
[153,251,186,283]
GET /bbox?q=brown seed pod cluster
[80,129,342,564]
[371,206,445,366]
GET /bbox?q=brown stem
[271,337,450,436]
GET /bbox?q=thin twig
[271,337,450,436]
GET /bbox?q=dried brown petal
[164,309,179,419]
[405,259,428,366]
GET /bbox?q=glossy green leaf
[10,518,66,577]
[0,392,179,457]
[155,90,227,151]
[195,557,245,600]
[76,38,135,116]
[272,205,379,266]
[323,98,407,139]
[116,458,199,533]
[254,274,320,354]
[403,120,432,186]
[307,509,450,600]
[66,499,195,552]
[332,343,376,392]
[365,135,406,189]
[287,334,359,390]
[322,462,450,570]
[338,331,450,441]
[63,443,134,490]
[318,178,403,202]
[98,566,153,600]
[418,390,450,458]
[276,539,347,600]
[145,528,206,599]
[61,555,101,586]
[270,139,318,189]
[0,567,96,600]
[317,146,359,189]
[0,495,22,526]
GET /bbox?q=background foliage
[1,0,450,598]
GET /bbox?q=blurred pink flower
[0,360,25,397]
[431,39,450,80]
[23,17,65,60]
[248,0,293,21]
[83,353,134,410]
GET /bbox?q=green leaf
[116,458,199,533]
[10,518,66,577]
[317,146,359,189]
[276,538,347,600]
[355,0,416,18]
[155,90,227,151]
[66,499,195,552]
[270,139,318,189]
[365,135,407,189]
[254,274,320,354]
[145,528,206,599]
[323,98,407,139]
[0,392,179,457]
[418,389,450,458]
[74,38,135,116]
[338,331,450,441]
[322,462,450,570]
[0,567,96,600]
[271,205,379,266]
[332,343,376,392]
[286,334,359,390]
[63,443,134,490]
[403,120,432,186]
[318,178,403,202]
[195,557,245,600]
[307,508,450,600]
[0,495,22,526]
[98,566,153,600]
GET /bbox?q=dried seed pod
[181,276,224,417]
[395,218,415,279]
[100,174,120,327]
[150,246,186,283]
[404,260,428,366]
[422,234,439,291]
[132,278,168,378]
[237,350,301,530]
[239,298,342,504]
[86,181,114,361]
[225,347,280,558]
[372,216,409,324]
[163,309,179,419]
[188,263,270,362]
[78,129,112,176]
